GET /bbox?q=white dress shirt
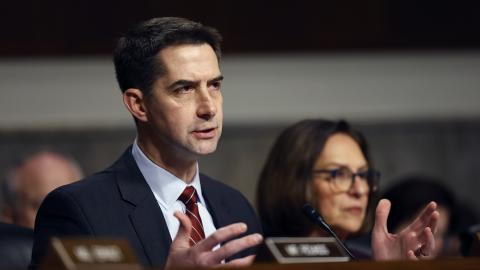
[132,140,217,241]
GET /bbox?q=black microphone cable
[302,203,357,260]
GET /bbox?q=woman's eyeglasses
[313,167,380,192]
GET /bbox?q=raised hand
[165,211,263,268]
[372,199,439,260]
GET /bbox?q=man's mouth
[192,127,217,139]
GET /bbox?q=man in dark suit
[0,222,33,269]
[31,17,263,269]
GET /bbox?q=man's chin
[190,143,218,156]
[195,147,217,156]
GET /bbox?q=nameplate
[265,237,350,263]
[41,237,141,270]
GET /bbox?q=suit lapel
[200,175,234,230]
[200,175,258,261]
[115,147,172,267]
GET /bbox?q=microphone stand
[302,203,357,260]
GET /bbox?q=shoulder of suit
[50,166,117,201]
[55,149,127,194]
[199,173,247,198]
[199,173,230,188]
[0,222,33,237]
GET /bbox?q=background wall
[1,0,479,218]
[2,52,479,128]
[1,121,479,218]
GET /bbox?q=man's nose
[196,88,217,120]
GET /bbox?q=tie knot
[178,186,198,206]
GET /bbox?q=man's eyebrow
[167,79,196,90]
[167,75,224,90]
[208,75,224,84]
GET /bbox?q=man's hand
[165,211,263,268]
[372,199,439,260]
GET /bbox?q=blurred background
[1,0,479,218]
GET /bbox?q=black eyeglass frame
[313,167,380,192]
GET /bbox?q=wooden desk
[244,259,480,270]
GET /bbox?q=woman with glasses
[256,119,438,260]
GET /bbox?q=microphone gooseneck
[302,203,357,260]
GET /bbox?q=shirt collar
[131,139,204,209]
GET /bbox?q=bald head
[2,151,83,228]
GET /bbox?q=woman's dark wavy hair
[256,119,377,237]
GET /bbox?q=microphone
[302,203,357,260]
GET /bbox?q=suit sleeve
[242,193,263,257]
[227,189,263,260]
[30,188,94,269]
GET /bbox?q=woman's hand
[371,199,439,260]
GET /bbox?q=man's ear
[123,88,148,122]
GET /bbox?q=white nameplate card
[265,237,350,263]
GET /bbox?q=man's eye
[176,86,194,93]
[209,81,222,90]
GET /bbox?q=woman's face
[311,133,370,239]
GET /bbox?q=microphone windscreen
[302,203,321,222]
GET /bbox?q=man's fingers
[373,199,391,235]
[171,211,192,248]
[219,255,256,268]
[168,220,262,267]
[198,223,249,251]
[207,233,263,264]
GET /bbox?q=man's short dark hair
[113,17,222,95]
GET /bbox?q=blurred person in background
[0,151,82,269]
[0,221,34,270]
[1,151,83,229]
[256,119,439,260]
[384,176,478,258]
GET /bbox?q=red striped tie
[178,186,205,246]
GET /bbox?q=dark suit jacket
[30,146,261,268]
[0,222,33,270]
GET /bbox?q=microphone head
[302,203,323,223]
[301,204,357,260]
